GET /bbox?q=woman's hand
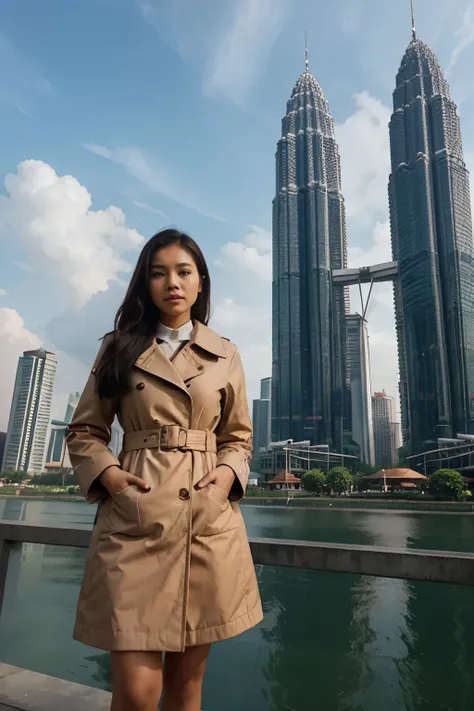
[197,465,236,495]
[99,465,150,497]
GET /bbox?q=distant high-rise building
[346,315,375,465]
[252,377,271,459]
[2,349,57,474]
[389,21,474,452]
[272,46,348,449]
[64,391,80,425]
[46,392,80,467]
[110,421,123,458]
[372,391,397,468]
[0,432,6,471]
[260,377,271,402]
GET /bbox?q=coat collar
[189,321,227,359]
[134,321,226,395]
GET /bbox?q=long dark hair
[96,229,211,398]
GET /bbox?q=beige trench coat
[66,321,263,652]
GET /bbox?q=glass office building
[390,31,474,451]
[272,56,348,449]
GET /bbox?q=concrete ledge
[2,521,474,586]
[0,664,110,711]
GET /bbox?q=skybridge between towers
[332,261,399,318]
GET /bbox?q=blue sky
[1,0,474,428]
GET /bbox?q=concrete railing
[2,521,474,618]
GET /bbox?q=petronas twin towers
[272,55,348,449]
[272,23,474,455]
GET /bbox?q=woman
[66,229,263,711]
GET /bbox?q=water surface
[0,498,473,711]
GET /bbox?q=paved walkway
[0,663,110,711]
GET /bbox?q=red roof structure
[265,471,301,486]
[363,468,427,481]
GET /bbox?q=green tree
[301,469,327,495]
[428,469,467,501]
[2,469,28,484]
[352,474,365,492]
[30,471,78,487]
[327,466,354,495]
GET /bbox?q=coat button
[197,365,204,371]
[136,382,145,390]
[179,488,190,501]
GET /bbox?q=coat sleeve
[215,346,252,502]
[66,338,120,504]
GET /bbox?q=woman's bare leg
[110,651,163,711]
[161,644,211,711]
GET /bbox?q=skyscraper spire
[410,0,416,40]
[305,30,309,72]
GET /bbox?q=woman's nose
[166,275,179,289]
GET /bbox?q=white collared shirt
[156,320,193,360]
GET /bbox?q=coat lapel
[173,321,227,384]
[135,341,189,395]
[134,322,227,393]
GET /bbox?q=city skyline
[1,1,473,437]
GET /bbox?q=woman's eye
[179,270,191,276]
[151,271,164,278]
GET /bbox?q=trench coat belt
[122,426,217,454]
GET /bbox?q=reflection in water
[258,566,364,711]
[1,500,474,710]
[344,512,419,710]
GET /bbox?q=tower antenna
[305,30,309,71]
[410,0,416,40]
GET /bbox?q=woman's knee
[111,651,162,711]
[163,644,210,692]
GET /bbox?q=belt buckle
[160,425,187,450]
[178,427,188,450]
[160,426,170,449]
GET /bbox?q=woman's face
[149,244,202,327]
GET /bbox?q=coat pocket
[193,483,237,537]
[107,485,142,533]
[207,483,230,507]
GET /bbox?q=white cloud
[448,5,474,72]
[210,299,271,403]
[212,298,268,331]
[0,288,7,297]
[133,201,171,221]
[217,225,271,280]
[0,160,144,307]
[83,143,226,223]
[204,0,288,105]
[336,92,391,228]
[348,220,392,268]
[0,308,41,429]
[211,224,273,401]
[135,0,288,106]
